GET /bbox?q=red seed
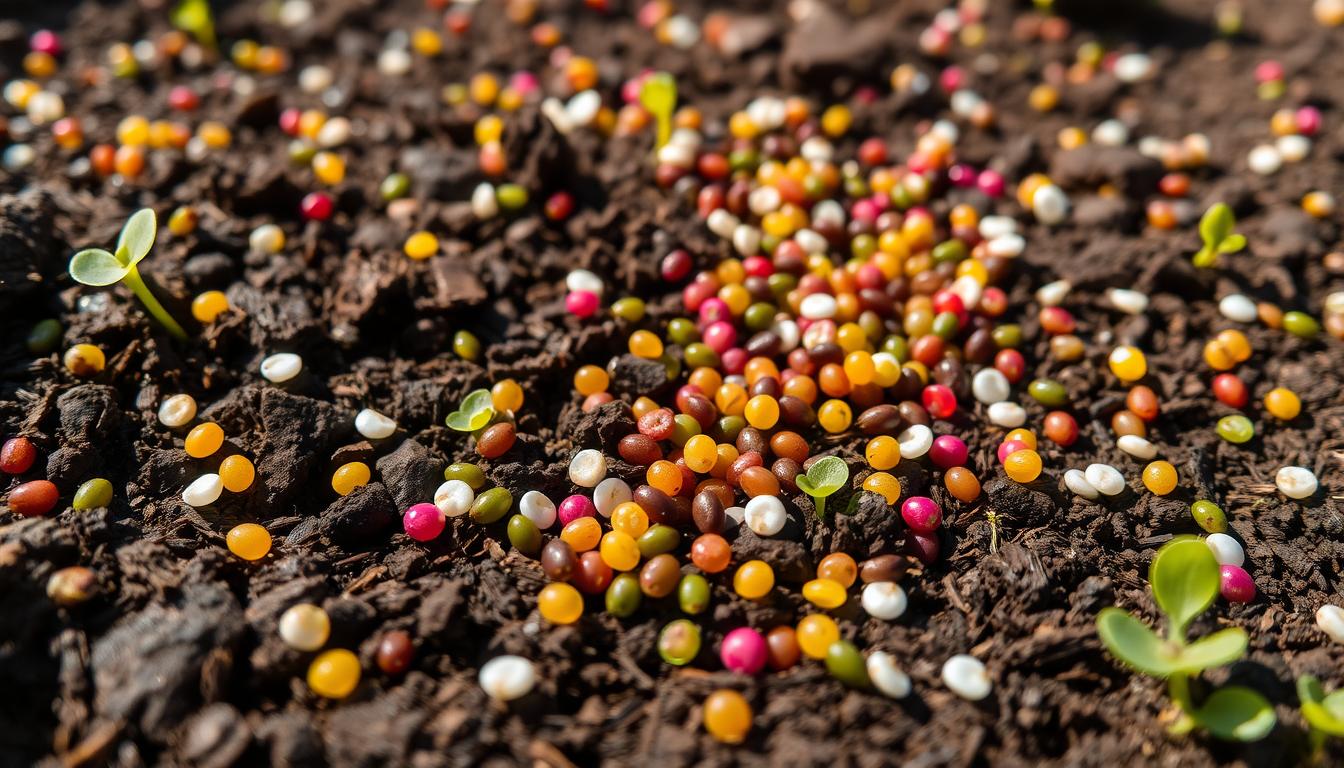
[637,408,675,441]
[0,437,37,474]
[376,630,415,675]
[7,480,59,517]
[1211,373,1249,408]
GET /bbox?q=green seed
[637,524,680,559]
[760,234,780,256]
[1283,311,1320,340]
[932,239,968,264]
[677,573,710,615]
[605,573,642,618]
[1215,414,1254,444]
[714,415,745,444]
[657,619,702,666]
[670,414,700,446]
[1191,500,1227,534]
[683,343,720,369]
[26,319,62,354]
[881,335,909,362]
[496,183,528,210]
[469,487,512,524]
[506,514,541,555]
[659,353,681,382]
[444,462,487,489]
[1027,378,1069,407]
[610,297,646,322]
[850,234,877,260]
[72,478,113,510]
[379,172,411,202]
[991,324,1022,348]
[453,330,481,361]
[666,318,699,346]
[932,311,960,340]
[824,640,871,688]
[727,149,758,172]
[743,303,776,332]
[766,273,797,298]
[288,139,316,165]
[890,184,913,210]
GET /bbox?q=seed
[942,654,992,700]
[260,352,303,383]
[825,640,871,688]
[605,573,643,617]
[227,523,272,560]
[1064,469,1099,500]
[0,436,37,474]
[703,689,752,744]
[568,449,607,487]
[47,566,96,606]
[1264,387,1301,420]
[593,477,631,517]
[1003,449,1043,483]
[743,495,786,536]
[26,318,62,354]
[332,462,371,496]
[987,401,1027,428]
[476,422,516,459]
[678,573,710,614]
[516,490,556,529]
[1283,311,1321,339]
[816,552,857,587]
[796,614,839,659]
[1276,466,1318,499]
[1220,564,1255,603]
[897,424,933,458]
[1027,378,1068,406]
[637,524,681,559]
[157,394,197,427]
[659,618,703,665]
[867,651,912,699]
[219,455,256,493]
[1083,464,1126,496]
[971,368,1010,404]
[185,422,225,458]
[862,581,907,620]
[1215,415,1254,444]
[721,627,768,674]
[63,344,105,376]
[506,514,542,555]
[690,533,731,573]
[537,582,584,624]
[1316,605,1344,645]
[307,649,360,699]
[1107,346,1147,382]
[72,478,113,510]
[376,630,415,675]
[182,474,223,507]
[639,554,682,598]
[1205,533,1245,566]
[733,559,774,599]
[355,409,397,439]
[1219,294,1258,322]
[430,480,473,518]
[1191,500,1227,533]
[599,530,641,571]
[1141,461,1177,495]
[279,603,331,651]
[692,490,726,534]
[479,655,536,701]
[802,578,848,609]
[470,487,513,524]
[858,554,910,584]
[1116,434,1158,459]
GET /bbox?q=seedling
[1193,203,1246,268]
[1298,675,1344,757]
[986,509,1002,554]
[638,72,677,149]
[69,208,188,341]
[795,456,848,518]
[171,0,217,51]
[1096,537,1275,741]
[446,389,495,432]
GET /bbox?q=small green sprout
[172,0,217,51]
[1193,203,1246,269]
[445,389,495,432]
[638,72,677,149]
[795,456,848,518]
[1298,675,1344,756]
[69,208,187,341]
[1096,537,1275,741]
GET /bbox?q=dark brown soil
[2,1,1343,766]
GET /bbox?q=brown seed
[738,465,780,498]
[768,431,809,463]
[897,400,930,427]
[727,451,764,486]
[777,395,814,427]
[540,539,578,581]
[639,554,681,598]
[618,434,662,465]
[376,630,415,675]
[692,490,726,534]
[476,422,516,459]
[856,404,904,436]
[1111,409,1146,438]
[859,554,912,584]
[46,566,95,606]
[735,427,767,457]
[696,478,735,509]
[633,484,679,526]
[772,458,802,494]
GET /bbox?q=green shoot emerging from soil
[1298,675,1344,757]
[446,389,495,432]
[795,456,848,518]
[172,0,217,51]
[1193,203,1246,268]
[639,72,677,149]
[1096,537,1275,741]
[69,208,188,341]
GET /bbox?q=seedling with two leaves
[795,456,849,518]
[69,208,188,341]
[1096,537,1275,741]
[638,72,677,149]
[1298,675,1344,758]
[1192,203,1246,268]
[446,389,495,432]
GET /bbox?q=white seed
[299,65,334,94]
[158,394,198,428]
[1064,469,1100,500]
[1326,291,1344,317]
[471,183,499,219]
[1031,184,1069,225]
[1315,605,1344,645]
[278,603,330,651]
[772,318,800,351]
[732,224,761,256]
[949,275,983,309]
[1107,288,1149,315]
[723,506,745,530]
[1247,144,1282,175]
[354,408,397,440]
[26,91,64,124]
[1092,118,1130,146]
[434,480,475,518]
[593,477,631,518]
[987,402,1027,428]
[799,136,834,164]
[1036,280,1071,307]
[315,116,351,147]
[986,233,1025,258]
[565,269,604,296]
[706,209,739,239]
[183,474,223,507]
[568,449,607,487]
[278,0,314,27]
[377,48,412,76]
[1117,434,1157,460]
[793,228,827,256]
[746,97,786,130]
[1084,464,1126,496]
[1205,533,1245,567]
[518,490,556,529]
[861,581,907,620]
[1219,294,1258,323]
[867,652,912,699]
[656,142,695,169]
[897,424,933,459]
[1276,134,1311,163]
[942,654,992,701]
[979,216,1018,239]
[2,143,35,171]
[565,90,601,127]
[1113,53,1153,82]
[260,353,303,383]
[747,186,781,216]
[249,224,286,254]
[800,293,838,320]
[478,655,536,701]
[663,14,699,48]
[1276,466,1318,499]
[972,369,1011,405]
[744,495,787,537]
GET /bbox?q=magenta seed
[403,503,445,542]
[928,435,968,469]
[901,496,942,534]
[720,627,768,675]
[557,494,596,526]
[1220,564,1255,603]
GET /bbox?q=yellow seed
[403,231,439,260]
[219,455,256,492]
[307,649,361,698]
[227,523,272,560]
[192,291,230,323]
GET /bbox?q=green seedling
[172,0,217,51]
[639,72,677,149]
[795,456,848,518]
[69,208,188,341]
[1298,675,1344,758]
[1193,203,1246,268]
[1096,537,1275,741]
[446,389,495,432]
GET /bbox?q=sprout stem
[123,266,187,341]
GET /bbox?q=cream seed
[565,269,604,296]
[434,480,475,518]
[1219,294,1258,323]
[478,655,537,701]
[1247,144,1282,175]
[1106,288,1149,315]
[1316,605,1344,645]
[1035,280,1071,307]
[1276,466,1318,499]
[971,369,1010,404]
[1276,134,1311,163]
[867,652,912,699]
[249,224,285,254]
[183,473,223,507]
[1031,184,1069,225]
[861,581,907,621]
[260,353,303,383]
[1084,464,1126,496]
[1116,435,1157,460]
[279,603,331,651]
[519,490,557,529]
[987,402,1027,428]
[568,449,607,487]
[744,495,787,536]
[1064,469,1100,500]
[471,183,499,218]
[1204,533,1244,567]
[157,394,197,427]
[355,408,397,439]
[942,654,992,701]
[897,424,933,459]
[593,477,632,518]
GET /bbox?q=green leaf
[805,456,849,496]
[1192,247,1218,269]
[445,411,473,431]
[638,72,677,148]
[1218,233,1246,254]
[1096,607,1183,676]
[794,474,817,496]
[171,0,217,50]
[1192,686,1276,741]
[1172,627,1247,672]
[461,389,493,416]
[116,208,157,267]
[1298,676,1344,736]
[1199,203,1235,250]
[1298,675,1326,706]
[446,389,495,432]
[1149,537,1220,639]
[68,248,131,286]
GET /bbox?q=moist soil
[2,0,1343,766]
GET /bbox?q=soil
[1,0,1343,766]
